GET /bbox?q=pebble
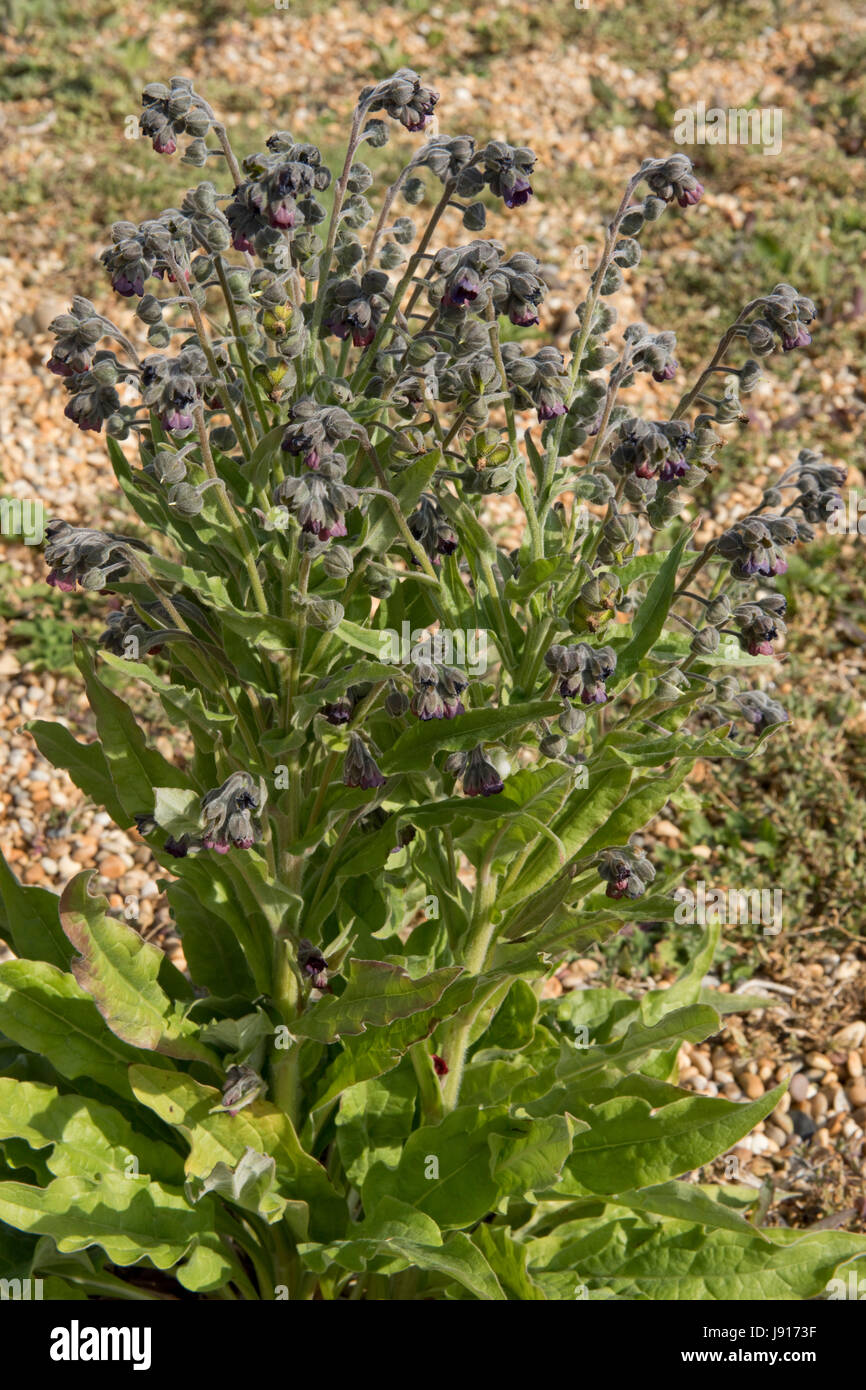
[831,1022,866,1049]
[847,1050,863,1079]
[831,1087,851,1114]
[98,854,131,879]
[742,1074,765,1100]
[765,1124,788,1147]
[805,1051,832,1071]
[789,1072,810,1102]
[846,1079,866,1108]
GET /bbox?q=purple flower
[660,455,689,482]
[152,133,177,156]
[782,327,812,352]
[462,745,504,797]
[676,182,704,208]
[112,272,145,298]
[503,175,533,208]
[652,359,678,382]
[46,568,76,592]
[161,409,194,434]
[537,400,566,421]
[343,733,386,790]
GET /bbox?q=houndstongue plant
[0,69,863,1301]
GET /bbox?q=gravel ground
[1,0,864,1229]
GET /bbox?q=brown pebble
[99,854,130,879]
[789,1072,810,1102]
[742,1074,764,1100]
[806,1051,832,1071]
[846,1079,866,1108]
[847,1051,863,1079]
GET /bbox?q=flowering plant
[0,69,862,1301]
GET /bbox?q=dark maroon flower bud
[163,834,191,858]
[432,1054,448,1077]
[298,939,329,990]
[321,696,353,726]
[462,745,505,797]
[652,359,678,382]
[343,732,386,789]
[537,399,566,421]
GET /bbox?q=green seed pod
[307,598,344,631]
[558,704,586,736]
[385,687,410,717]
[322,545,353,580]
[540,733,567,759]
[691,625,721,656]
[136,295,163,325]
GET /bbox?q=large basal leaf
[0,958,164,1100]
[0,850,72,971]
[335,1066,417,1188]
[289,959,464,1044]
[298,1196,506,1300]
[59,873,218,1069]
[362,1105,580,1230]
[529,1216,866,1300]
[609,1179,769,1239]
[566,1083,785,1194]
[555,1004,722,1090]
[129,1065,345,1241]
[0,1078,183,1185]
[0,1171,214,1272]
[188,1146,287,1225]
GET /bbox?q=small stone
[810,1092,828,1120]
[845,1079,866,1108]
[830,1021,865,1048]
[805,1051,832,1071]
[834,959,860,982]
[847,1050,863,1079]
[789,1072,810,1102]
[831,1086,851,1114]
[693,1051,713,1079]
[742,1073,764,1100]
[765,1123,787,1147]
[98,854,130,879]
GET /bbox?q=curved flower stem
[670,299,765,418]
[309,101,371,352]
[484,301,544,561]
[213,257,272,435]
[192,402,269,616]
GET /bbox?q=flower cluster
[545,643,618,706]
[42,521,149,592]
[200,772,263,853]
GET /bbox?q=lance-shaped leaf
[0,850,71,970]
[529,1217,866,1300]
[0,1171,214,1272]
[555,1004,721,1088]
[610,1180,770,1239]
[0,1078,183,1185]
[382,702,562,775]
[187,1146,287,1224]
[289,958,464,1044]
[565,1083,785,1194]
[27,721,128,828]
[72,638,189,824]
[361,449,440,555]
[611,525,693,687]
[59,873,218,1069]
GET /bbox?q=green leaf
[72,638,188,825]
[59,873,218,1068]
[362,449,440,554]
[530,1217,866,1300]
[613,526,693,686]
[0,1078,183,1185]
[335,1066,417,1188]
[188,1146,287,1224]
[0,958,162,1100]
[611,1180,770,1239]
[566,1084,786,1194]
[383,701,562,775]
[290,959,464,1044]
[27,721,128,827]
[0,1172,213,1272]
[0,850,72,970]
[129,1065,345,1241]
